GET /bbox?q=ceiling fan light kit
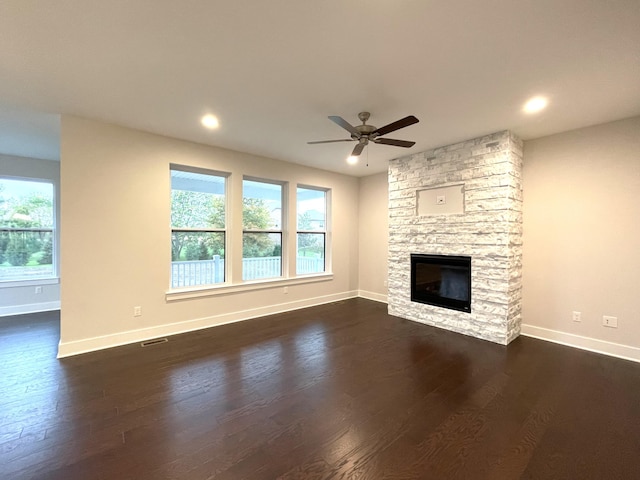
[308,112,419,158]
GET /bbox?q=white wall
[522,116,640,361]
[0,154,60,316]
[59,116,360,356]
[357,172,388,302]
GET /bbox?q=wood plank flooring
[1,298,639,479]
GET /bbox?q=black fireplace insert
[410,254,471,313]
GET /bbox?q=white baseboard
[0,301,60,318]
[521,324,640,364]
[58,290,359,358]
[357,290,388,304]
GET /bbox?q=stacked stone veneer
[388,130,523,345]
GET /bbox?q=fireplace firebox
[410,254,471,313]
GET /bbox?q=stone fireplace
[388,130,523,345]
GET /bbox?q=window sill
[165,273,333,302]
[0,277,60,289]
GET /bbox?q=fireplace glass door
[410,254,471,313]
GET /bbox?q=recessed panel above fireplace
[410,254,471,313]
[417,184,464,216]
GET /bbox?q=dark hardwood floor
[1,299,640,479]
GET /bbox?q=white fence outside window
[171,255,324,288]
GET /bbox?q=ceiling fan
[308,112,419,157]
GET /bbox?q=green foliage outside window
[297,211,324,258]
[170,191,278,261]
[170,191,225,261]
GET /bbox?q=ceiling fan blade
[373,138,416,148]
[307,139,356,144]
[351,142,366,156]
[373,115,419,137]
[328,116,361,137]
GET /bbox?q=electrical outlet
[134,306,142,317]
[603,315,618,328]
[383,280,388,287]
[283,286,288,294]
[35,286,43,294]
[572,311,581,322]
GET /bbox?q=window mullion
[172,231,225,234]
[0,228,54,233]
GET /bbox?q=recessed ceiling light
[201,114,220,129]
[347,156,358,165]
[523,96,548,114]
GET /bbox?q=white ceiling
[0,0,639,176]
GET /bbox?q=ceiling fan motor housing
[354,112,377,139]
[356,124,377,135]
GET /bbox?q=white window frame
[165,176,334,301]
[0,176,57,285]
[241,176,286,282]
[170,165,228,289]
[296,185,329,276]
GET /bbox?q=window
[296,187,326,275]
[242,179,283,281]
[0,178,55,281]
[170,167,226,288]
